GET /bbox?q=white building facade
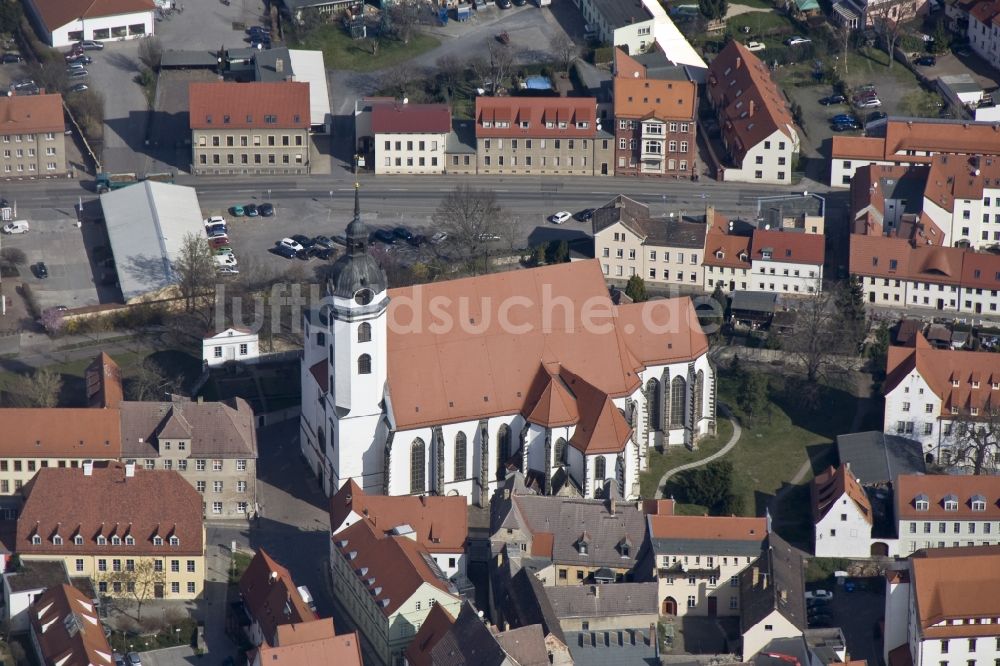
[722,128,800,185]
[203,328,260,367]
[25,0,155,48]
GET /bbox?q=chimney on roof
[276,58,284,73]
[749,99,755,118]
[736,56,742,70]
[647,624,655,646]
[270,571,278,583]
[608,492,616,517]
[752,566,759,585]
[124,462,135,478]
[592,584,600,598]
[83,460,93,477]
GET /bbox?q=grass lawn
[726,11,796,37]
[292,25,439,73]
[229,550,254,584]
[845,46,918,86]
[639,418,734,498]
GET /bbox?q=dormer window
[111,536,121,545]
[972,495,987,511]
[153,536,164,546]
[915,494,930,511]
[761,249,773,260]
[577,532,590,555]
[31,535,40,545]
[578,541,588,555]
[52,535,62,545]
[944,494,959,511]
[169,536,180,546]
[97,536,107,545]
[124,536,135,546]
[716,250,725,259]
[973,381,981,389]
[73,535,83,546]
[971,407,980,416]
[952,379,961,387]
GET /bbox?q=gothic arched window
[410,439,426,494]
[670,376,686,426]
[454,432,467,481]
[594,456,606,480]
[358,322,372,343]
[358,354,372,375]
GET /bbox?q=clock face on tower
[355,288,374,306]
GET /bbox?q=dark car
[245,203,259,217]
[808,613,834,627]
[497,0,512,7]
[66,54,92,64]
[290,234,315,251]
[513,0,527,5]
[248,26,270,35]
[915,55,937,66]
[313,235,335,250]
[867,111,888,123]
[819,94,846,105]
[831,113,856,124]
[831,121,861,131]
[574,208,596,221]
[408,234,426,247]
[371,229,396,244]
[258,202,274,217]
[251,36,272,48]
[34,262,48,279]
[270,244,301,260]
[1,53,22,64]
[807,597,832,610]
[393,226,414,241]
[333,234,348,246]
[312,247,336,260]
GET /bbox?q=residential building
[28,584,113,666]
[278,0,356,21]
[491,568,573,664]
[249,629,363,666]
[739,533,806,659]
[882,332,1000,461]
[833,0,927,29]
[830,118,1000,187]
[969,0,1000,68]
[119,397,258,521]
[848,164,940,241]
[592,194,706,287]
[894,474,1000,554]
[490,478,648,586]
[252,48,331,133]
[648,514,768,617]
[612,48,698,178]
[883,546,1000,666]
[363,102,451,175]
[703,214,754,293]
[23,0,153,47]
[4,560,70,633]
[475,97,612,177]
[404,602,456,666]
[545,583,658,631]
[706,41,800,185]
[811,464,874,558]
[17,461,205,600]
[299,193,716,505]
[0,94,67,178]
[239,549,318,647]
[329,516,463,666]
[749,229,825,294]
[203,327,261,367]
[575,0,660,54]
[189,82,311,175]
[756,193,826,236]
[444,119,477,175]
[564,625,659,665]
[330,480,468,579]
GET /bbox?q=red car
[209,235,230,249]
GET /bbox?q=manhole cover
[232,21,246,30]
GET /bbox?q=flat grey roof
[592,0,654,30]
[836,431,926,485]
[446,120,477,154]
[757,193,825,220]
[5,560,67,593]
[161,50,218,68]
[731,290,778,313]
[100,182,206,302]
[565,628,658,666]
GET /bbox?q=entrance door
[937,298,945,310]
[601,163,608,175]
[869,292,876,303]
[707,597,717,617]
[976,302,983,314]
[154,583,164,599]
[662,597,677,615]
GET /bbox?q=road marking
[496,189,509,192]
[389,188,409,192]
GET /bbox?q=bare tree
[380,63,414,98]
[173,232,216,313]
[486,40,514,94]
[138,36,163,71]
[11,369,63,407]
[552,33,580,73]
[27,60,67,95]
[949,408,1000,475]
[868,6,903,68]
[470,56,491,90]
[389,2,420,44]
[124,359,183,401]
[437,54,464,98]
[432,185,503,272]
[784,285,853,397]
[97,559,166,622]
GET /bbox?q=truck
[95,171,175,193]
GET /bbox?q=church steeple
[326,182,388,300]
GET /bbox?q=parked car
[313,247,335,260]
[805,589,834,601]
[574,208,595,221]
[867,111,888,123]
[65,61,87,71]
[409,234,426,247]
[808,613,834,627]
[205,215,226,226]
[258,202,274,216]
[831,114,856,124]
[279,237,305,253]
[785,36,811,45]
[34,262,48,279]
[229,205,245,217]
[513,0,527,5]
[332,234,348,246]
[746,41,766,52]
[206,225,228,238]
[244,203,259,217]
[857,98,882,108]
[548,211,572,224]
[12,79,35,90]
[126,652,141,666]
[78,40,105,50]
[2,220,28,234]
[217,266,240,276]
[247,26,270,36]
[209,236,230,249]
[807,596,832,609]
[213,254,237,268]
[831,122,859,131]
[430,231,448,244]
[65,54,92,64]
[393,226,414,241]
[69,83,89,93]
[312,235,335,250]
[1,53,23,64]
[270,244,301,260]
[371,228,396,244]
[290,234,315,251]
[67,69,89,80]
[497,0,512,7]
[215,247,235,258]
[478,232,501,241]
[819,94,846,105]
[113,652,126,666]
[915,55,937,66]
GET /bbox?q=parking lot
[808,580,885,666]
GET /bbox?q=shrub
[18,284,39,319]
[592,46,613,64]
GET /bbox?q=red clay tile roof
[85,352,123,409]
[707,41,796,165]
[530,531,554,558]
[371,102,451,134]
[404,602,456,666]
[642,498,677,515]
[385,260,708,430]
[896,471,1000,522]
[522,366,580,428]
[911,547,1000,637]
[28,0,153,33]
[923,153,1000,212]
[17,462,203,556]
[811,464,872,525]
[564,369,633,454]
[751,229,825,266]
[850,234,1000,289]
[0,93,65,134]
[970,0,1000,27]
[614,77,696,122]
[614,48,645,79]
[189,82,309,130]
[329,480,468,554]
[703,227,752,269]
[30,583,113,666]
[0,408,121,458]
[273,618,336,646]
[834,120,1000,163]
[334,519,457,616]
[475,97,598,139]
[647,514,767,540]
[254,631,363,666]
[831,136,885,161]
[239,549,318,646]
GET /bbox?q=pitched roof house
[188,82,310,130]
[29,583,113,666]
[894,474,1000,555]
[239,549,319,647]
[811,464,875,558]
[739,533,806,659]
[22,0,154,47]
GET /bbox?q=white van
[2,220,28,234]
[213,254,237,268]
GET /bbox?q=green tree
[673,461,741,515]
[931,20,952,54]
[867,323,891,378]
[698,0,727,20]
[737,369,769,428]
[533,242,548,267]
[551,240,569,264]
[11,369,63,407]
[836,277,867,353]
[625,275,648,302]
[0,0,23,33]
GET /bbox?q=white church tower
[300,184,389,496]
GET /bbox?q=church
[299,188,717,506]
